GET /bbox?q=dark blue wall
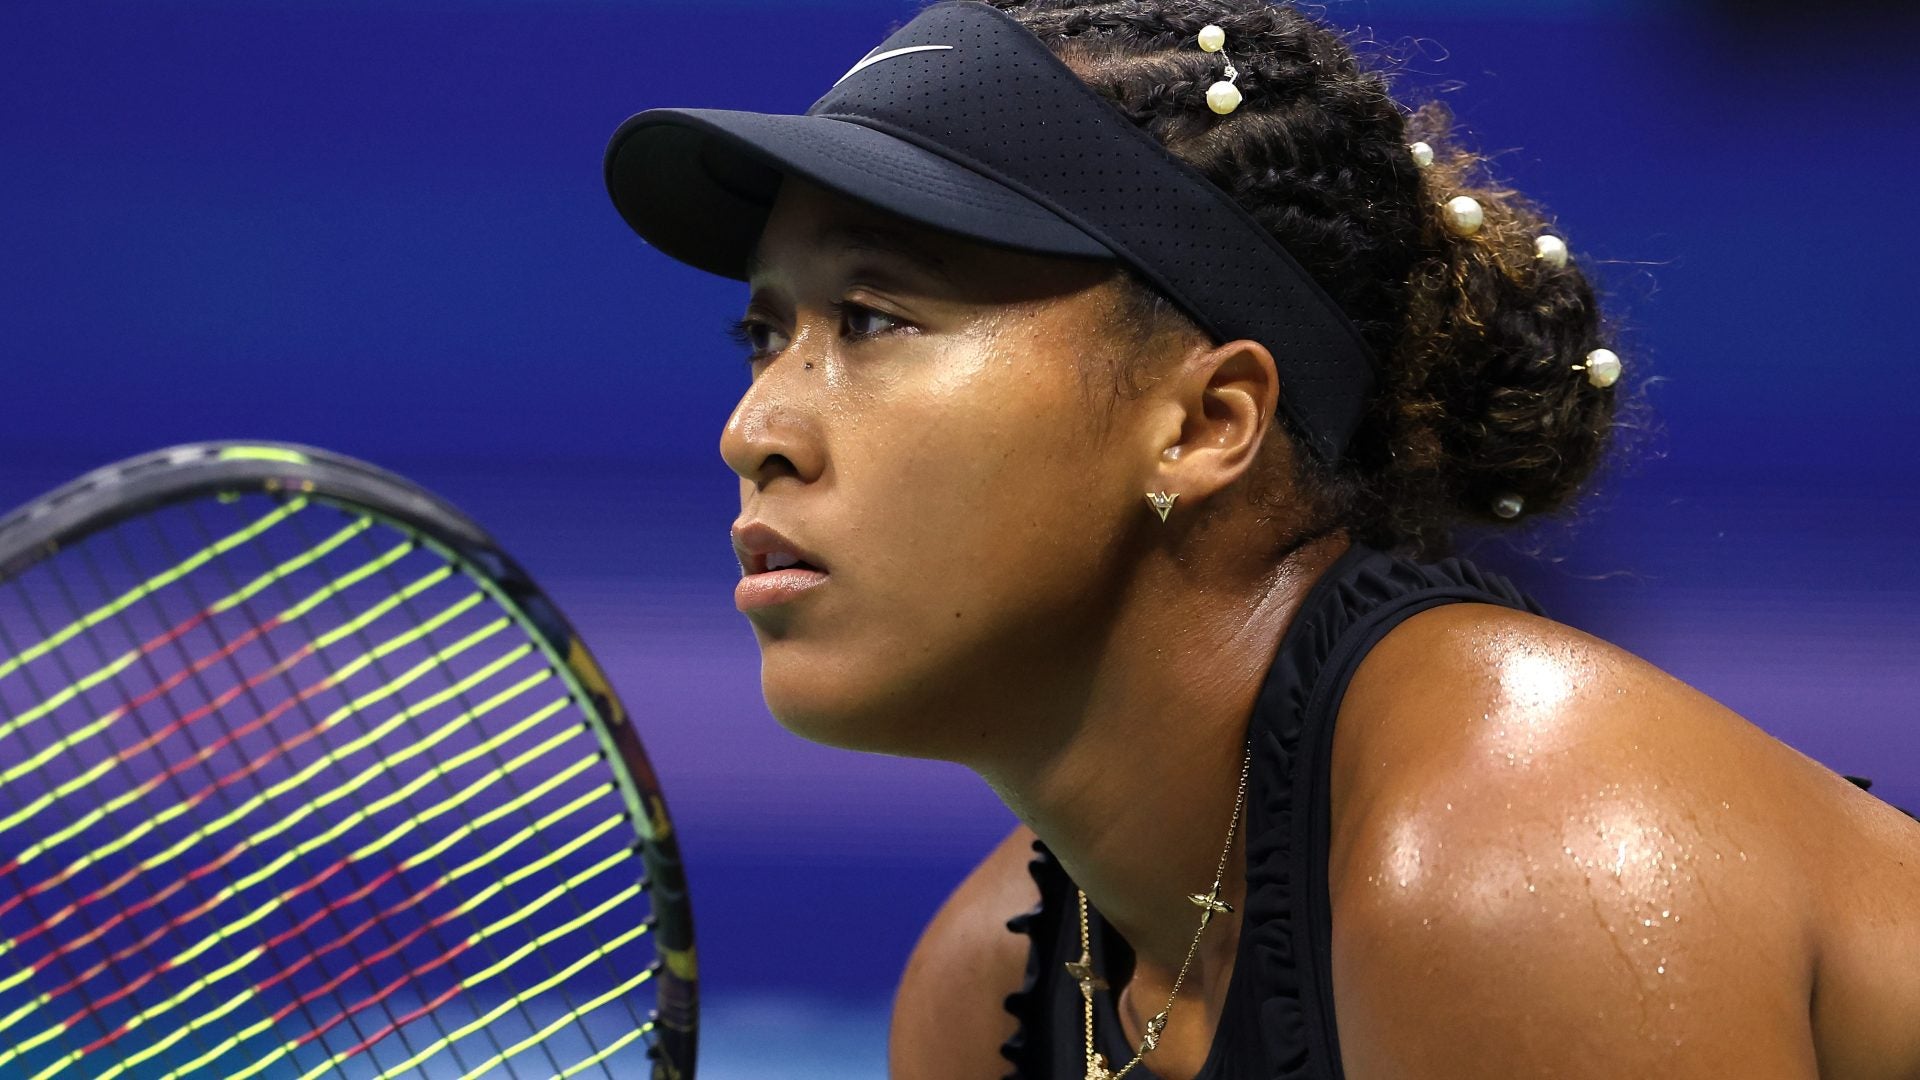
[4,0,1917,1002]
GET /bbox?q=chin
[758,658,950,760]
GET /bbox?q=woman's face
[721,176,1175,760]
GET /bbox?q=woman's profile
[602,1,1920,1077]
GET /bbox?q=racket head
[0,441,695,1079]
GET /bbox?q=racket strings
[98,510,504,1077]
[0,494,661,1078]
[0,565,482,895]
[316,507,668,1053]
[164,498,656,1079]
[0,577,495,967]
[0,499,549,1068]
[0,553,243,1053]
[21,508,466,1078]
[0,498,311,692]
[265,504,655,1077]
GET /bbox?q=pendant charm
[1085,1051,1114,1080]
[1139,1010,1169,1053]
[1187,881,1233,929]
[1066,954,1108,1000]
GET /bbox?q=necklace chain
[1072,745,1253,1080]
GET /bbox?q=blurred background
[3,0,1916,1075]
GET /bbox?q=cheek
[753,346,1123,749]
[852,376,1106,602]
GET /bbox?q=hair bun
[1352,100,1624,552]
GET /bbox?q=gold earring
[1146,491,1179,522]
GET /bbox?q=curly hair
[974,0,1645,561]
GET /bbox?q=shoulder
[889,823,1044,1080]
[1322,600,1920,1077]
[1330,599,1869,840]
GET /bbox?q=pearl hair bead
[1198,24,1226,52]
[1442,195,1484,237]
[1535,234,1569,268]
[1492,494,1524,520]
[1582,348,1622,388]
[1207,80,1243,115]
[1409,141,1435,169]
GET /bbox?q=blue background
[4,1,1917,1074]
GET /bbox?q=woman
[602,1,1920,1077]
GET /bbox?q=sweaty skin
[719,176,1920,1079]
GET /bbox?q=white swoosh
[833,44,954,88]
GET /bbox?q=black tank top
[997,540,1543,1080]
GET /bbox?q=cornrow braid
[975,0,1637,561]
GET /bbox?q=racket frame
[0,440,698,1079]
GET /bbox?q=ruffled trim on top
[1241,546,1539,1079]
[1000,838,1070,1080]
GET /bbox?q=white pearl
[1206,80,1242,115]
[1441,195,1484,236]
[1409,141,1435,169]
[1492,494,1524,520]
[1584,348,1622,388]
[1535,234,1569,268]
[1198,24,1226,53]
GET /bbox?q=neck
[969,528,1351,985]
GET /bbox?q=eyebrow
[746,221,957,288]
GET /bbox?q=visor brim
[603,107,1116,281]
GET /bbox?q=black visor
[604,0,1377,464]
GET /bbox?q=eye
[725,299,906,367]
[839,302,902,340]
[724,315,782,361]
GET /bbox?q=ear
[1142,337,1285,508]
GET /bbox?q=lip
[734,567,830,612]
[730,521,829,577]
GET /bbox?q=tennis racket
[0,441,695,1079]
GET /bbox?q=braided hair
[975,0,1640,561]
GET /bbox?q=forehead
[747,179,963,285]
[746,177,1118,306]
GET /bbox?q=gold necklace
[1069,745,1252,1080]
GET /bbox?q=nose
[719,350,825,492]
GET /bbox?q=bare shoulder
[1323,602,1920,1079]
[889,822,1043,1080]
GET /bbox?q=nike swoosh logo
[833,44,954,87]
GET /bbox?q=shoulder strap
[1239,543,1542,1080]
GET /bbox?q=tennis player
[602,1,1920,1077]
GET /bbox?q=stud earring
[1146,491,1179,523]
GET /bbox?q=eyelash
[725,301,905,366]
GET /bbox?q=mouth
[730,519,829,587]
[735,563,830,612]
[754,553,826,575]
